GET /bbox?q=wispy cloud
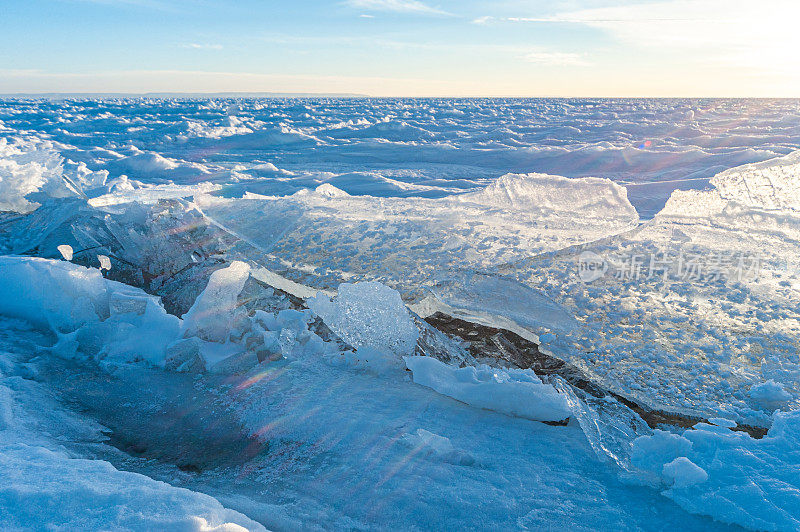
[69,0,175,11]
[473,13,698,25]
[557,0,800,74]
[181,43,223,50]
[474,0,800,77]
[344,0,450,16]
[523,51,589,67]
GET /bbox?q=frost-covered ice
[527,148,800,424]
[0,445,265,531]
[193,170,637,325]
[630,412,800,530]
[750,380,792,409]
[1,97,800,530]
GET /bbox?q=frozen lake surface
[1,97,799,531]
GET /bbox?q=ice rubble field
[1,97,800,530]
[2,97,800,217]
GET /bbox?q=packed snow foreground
[0,133,799,530]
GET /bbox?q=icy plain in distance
[1,97,800,531]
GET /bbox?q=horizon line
[2,92,800,100]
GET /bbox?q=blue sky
[1,0,798,96]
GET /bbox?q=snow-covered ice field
[1,97,800,530]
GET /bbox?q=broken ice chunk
[97,255,111,271]
[0,256,106,333]
[210,350,258,375]
[109,292,148,316]
[403,356,570,422]
[164,337,206,373]
[182,261,251,343]
[662,457,708,489]
[749,379,791,409]
[707,417,737,428]
[307,281,419,357]
[57,244,73,261]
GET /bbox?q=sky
[1,0,799,97]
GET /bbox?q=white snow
[403,356,570,422]
[104,150,212,182]
[57,244,73,261]
[661,457,708,489]
[314,183,349,197]
[183,115,255,139]
[97,254,111,270]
